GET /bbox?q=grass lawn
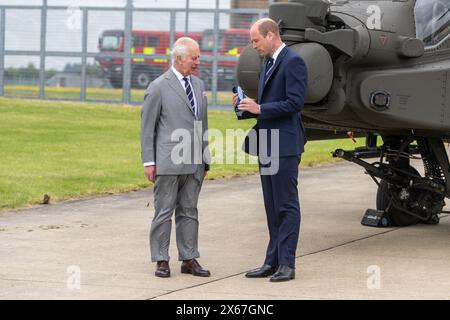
[0,97,364,211]
[4,85,235,105]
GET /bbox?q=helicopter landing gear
[333,135,448,227]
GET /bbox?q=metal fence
[0,0,268,106]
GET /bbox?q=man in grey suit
[141,37,211,278]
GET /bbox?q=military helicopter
[236,0,450,226]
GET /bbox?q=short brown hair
[257,18,280,37]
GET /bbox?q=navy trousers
[259,155,301,269]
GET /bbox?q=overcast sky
[2,0,233,70]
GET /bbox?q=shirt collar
[171,65,190,82]
[271,42,286,63]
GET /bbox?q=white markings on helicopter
[366,5,382,30]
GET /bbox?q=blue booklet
[232,86,258,120]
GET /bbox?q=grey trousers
[150,166,204,262]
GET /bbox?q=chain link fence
[0,0,268,106]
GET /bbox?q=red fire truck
[96,28,249,90]
[97,30,200,89]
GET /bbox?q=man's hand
[238,98,261,114]
[144,165,156,183]
[232,93,239,107]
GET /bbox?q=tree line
[4,62,100,80]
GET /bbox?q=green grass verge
[4,85,234,105]
[0,97,363,211]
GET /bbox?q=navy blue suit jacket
[244,45,308,157]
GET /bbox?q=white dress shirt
[271,42,286,64]
[171,65,198,113]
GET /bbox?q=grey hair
[171,37,199,64]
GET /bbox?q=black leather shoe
[245,264,277,278]
[270,265,295,282]
[155,261,170,278]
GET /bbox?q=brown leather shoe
[181,259,210,277]
[155,261,170,278]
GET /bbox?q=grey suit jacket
[141,68,210,175]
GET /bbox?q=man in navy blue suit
[235,18,307,282]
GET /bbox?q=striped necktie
[182,77,196,116]
[264,57,274,82]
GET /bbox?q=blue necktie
[264,57,274,83]
[182,77,196,116]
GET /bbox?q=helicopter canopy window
[415,0,450,46]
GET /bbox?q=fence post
[122,0,133,104]
[0,8,5,96]
[169,10,175,50]
[169,9,176,71]
[185,0,189,36]
[211,0,219,106]
[80,7,88,102]
[39,0,47,99]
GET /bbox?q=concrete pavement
[1,161,449,299]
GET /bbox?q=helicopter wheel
[376,166,443,226]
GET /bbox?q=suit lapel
[166,69,195,116]
[258,60,266,102]
[261,46,289,91]
[192,77,202,119]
